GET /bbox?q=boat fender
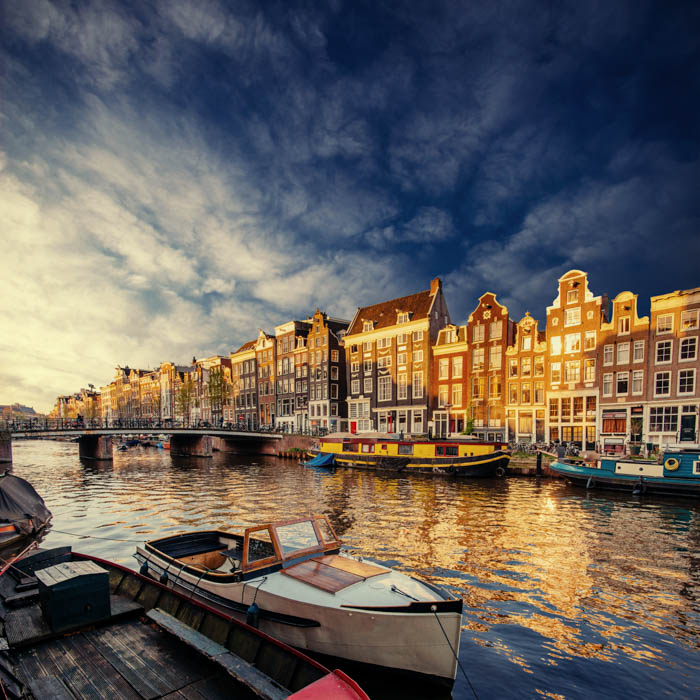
[586,477,595,489]
[495,466,506,478]
[633,478,646,495]
[160,571,169,585]
[246,601,260,628]
[665,457,679,471]
[139,562,149,576]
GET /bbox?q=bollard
[536,451,542,476]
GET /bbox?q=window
[331,384,338,399]
[654,371,671,397]
[490,320,503,340]
[564,360,580,383]
[549,398,559,419]
[331,366,338,380]
[378,376,391,401]
[363,341,372,351]
[377,356,392,368]
[489,375,501,398]
[656,340,672,364]
[412,372,423,398]
[566,289,578,304]
[679,369,695,395]
[650,406,678,432]
[618,317,630,335]
[521,382,531,404]
[632,370,644,394]
[603,345,614,366]
[680,337,697,361]
[397,333,408,345]
[412,330,424,342]
[398,374,408,400]
[535,382,544,404]
[521,357,531,377]
[681,310,699,331]
[363,377,372,393]
[522,335,532,351]
[633,340,644,362]
[550,336,561,356]
[397,312,409,323]
[509,359,518,377]
[489,347,502,369]
[583,331,596,350]
[657,314,673,334]
[351,361,360,373]
[564,333,581,354]
[616,371,629,395]
[561,397,571,420]
[617,342,630,365]
[363,359,372,373]
[472,347,485,370]
[331,350,339,362]
[534,356,544,376]
[509,383,518,403]
[602,373,613,397]
[452,356,463,378]
[473,325,484,342]
[438,385,449,407]
[584,358,596,382]
[413,350,424,363]
[565,307,581,326]
[397,352,408,366]
[439,358,449,379]
[377,337,391,349]
[602,411,626,433]
[363,321,373,332]
[452,384,462,407]
[551,362,561,384]
[351,379,360,394]
[472,377,485,399]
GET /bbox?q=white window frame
[378,375,392,402]
[397,373,408,400]
[412,349,423,363]
[564,333,581,354]
[489,346,502,370]
[633,340,644,363]
[584,358,596,382]
[681,309,699,331]
[397,352,408,366]
[522,335,532,351]
[679,336,697,362]
[489,320,503,340]
[678,368,696,396]
[564,307,581,327]
[412,372,423,399]
[550,362,561,384]
[412,330,424,342]
[472,347,485,370]
[452,356,463,378]
[618,317,630,335]
[473,324,485,342]
[584,331,596,350]
[363,321,373,332]
[603,345,614,366]
[564,360,580,383]
[439,358,449,379]
[654,371,671,397]
[656,340,673,365]
[632,369,644,395]
[602,373,613,397]
[550,336,561,356]
[351,379,360,394]
[363,377,372,393]
[616,342,630,365]
[452,384,462,407]
[616,371,629,396]
[657,314,673,334]
[438,385,448,407]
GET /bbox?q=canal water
[8,440,700,699]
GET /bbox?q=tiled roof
[348,287,435,335]
[234,340,256,353]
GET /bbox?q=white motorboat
[134,515,462,689]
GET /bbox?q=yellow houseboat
[307,433,510,477]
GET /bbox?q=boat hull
[135,549,461,687]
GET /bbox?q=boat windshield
[275,520,320,555]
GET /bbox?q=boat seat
[221,546,243,571]
[157,534,228,559]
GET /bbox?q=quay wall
[215,434,317,456]
[0,431,11,463]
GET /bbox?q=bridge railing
[0,418,330,437]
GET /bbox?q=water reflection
[8,440,700,699]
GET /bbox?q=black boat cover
[0,472,52,534]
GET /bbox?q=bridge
[0,420,294,463]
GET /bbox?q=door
[680,414,696,442]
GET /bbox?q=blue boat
[303,452,336,468]
[550,447,700,497]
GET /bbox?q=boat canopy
[305,453,336,467]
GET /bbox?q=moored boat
[135,514,463,690]
[0,545,369,699]
[308,432,510,477]
[549,445,700,496]
[0,471,52,551]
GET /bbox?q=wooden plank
[5,604,51,646]
[318,555,385,579]
[282,560,363,593]
[146,609,228,657]
[26,675,73,700]
[216,654,289,700]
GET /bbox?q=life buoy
[496,466,506,478]
[665,457,680,471]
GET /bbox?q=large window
[584,331,596,350]
[550,336,561,356]
[452,356,463,378]
[654,371,671,397]
[681,310,698,331]
[521,382,531,404]
[633,340,645,362]
[616,371,629,395]
[509,383,518,403]
[473,324,485,342]
[377,356,392,368]
[618,317,630,335]
[603,345,614,365]
[551,362,561,384]
[509,359,518,377]
[472,347,485,370]
[412,372,423,398]
[564,333,581,354]
[397,352,408,366]
[534,356,544,376]
[439,358,449,379]
[657,314,673,334]
[489,347,502,369]
[521,357,532,377]
[679,369,695,395]
[522,335,532,351]
[632,370,644,394]
[378,376,391,401]
[565,307,581,326]
[490,320,503,340]
[364,359,373,373]
[452,384,463,407]
[656,340,672,364]
[535,382,544,404]
[438,385,449,407]
[649,406,678,432]
[603,373,613,397]
[490,375,501,398]
[472,377,485,399]
[617,342,630,365]
[549,398,559,419]
[584,358,596,382]
[564,360,580,383]
[413,350,423,363]
[364,377,372,393]
[680,337,697,361]
[351,379,360,394]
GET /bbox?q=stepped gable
[348,288,434,334]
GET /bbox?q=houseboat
[550,445,700,496]
[135,514,463,690]
[307,432,510,477]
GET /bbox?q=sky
[2,0,699,413]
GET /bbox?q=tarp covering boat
[305,453,336,467]
[0,472,52,536]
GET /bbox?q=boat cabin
[144,515,342,580]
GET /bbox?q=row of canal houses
[53,269,700,452]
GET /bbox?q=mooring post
[0,431,12,464]
[536,451,542,476]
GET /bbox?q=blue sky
[1,0,699,412]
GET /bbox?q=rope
[50,529,145,543]
[432,608,480,700]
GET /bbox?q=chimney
[430,277,442,296]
